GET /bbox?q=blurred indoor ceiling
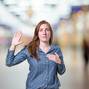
[0,0,89,35]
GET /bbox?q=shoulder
[52,44,63,54]
[52,44,63,59]
[52,44,61,50]
[24,46,31,56]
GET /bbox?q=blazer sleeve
[55,45,66,75]
[6,46,27,67]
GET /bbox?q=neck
[39,41,50,48]
[39,41,51,53]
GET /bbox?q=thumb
[18,41,24,45]
[55,52,59,57]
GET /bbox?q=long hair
[27,20,53,60]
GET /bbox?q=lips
[42,34,46,36]
[42,35,47,37]
[42,34,47,37]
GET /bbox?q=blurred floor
[0,46,89,89]
[60,46,89,89]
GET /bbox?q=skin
[38,24,61,64]
[9,24,61,64]
[38,24,51,44]
[9,31,23,50]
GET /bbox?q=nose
[42,29,46,34]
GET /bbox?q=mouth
[42,34,47,37]
[42,35,47,37]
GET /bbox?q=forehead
[39,24,49,29]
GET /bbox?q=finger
[47,54,50,58]
[55,52,59,57]
[16,32,22,41]
[13,32,21,38]
[47,54,53,57]
[18,33,22,41]
[15,31,22,37]
[18,41,24,45]
[13,32,17,38]
[15,41,23,46]
[17,31,22,36]
[47,54,51,59]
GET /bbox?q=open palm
[11,32,23,46]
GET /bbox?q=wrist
[9,45,16,50]
[56,59,61,64]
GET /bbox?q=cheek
[38,32,42,39]
[47,32,51,38]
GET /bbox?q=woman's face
[38,24,51,43]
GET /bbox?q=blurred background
[0,0,89,89]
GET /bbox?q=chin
[42,40,49,43]
[40,38,50,43]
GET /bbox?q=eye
[39,29,43,32]
[46,28,50,31]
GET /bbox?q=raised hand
[9,31,23,50]
[11,31,23,46]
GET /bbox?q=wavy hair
[27,20,53,60]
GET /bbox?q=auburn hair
[27,20,53,60]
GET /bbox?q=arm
[6,32,27,67]
[56,46,66,75]
[6,46,27,67]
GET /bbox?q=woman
[6,20,66,89]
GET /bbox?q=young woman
[6,20,66,89]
